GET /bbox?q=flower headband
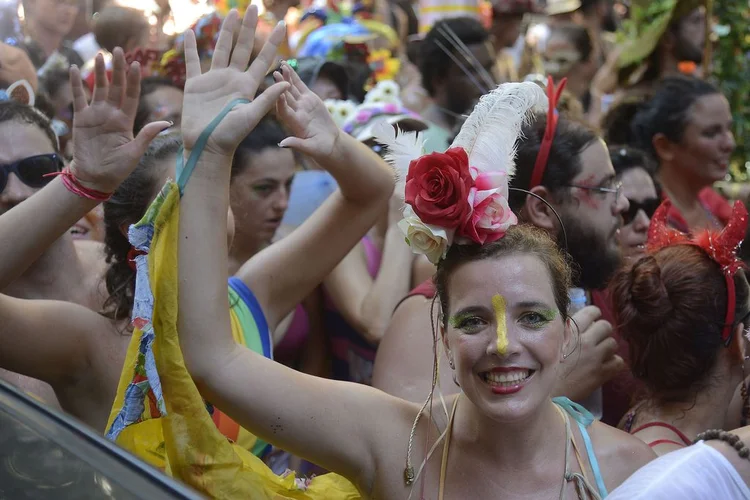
[377,82,548,264]
[647,200,748,345]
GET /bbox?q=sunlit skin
[444,254,570,420]
[492,294,508,355]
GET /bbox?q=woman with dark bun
[611,200,750,456]
[632,76,735,232]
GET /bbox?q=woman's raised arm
[177,9,409,491]
[0,49,170,386]
[233,63,394,332]
[0,50,169,288]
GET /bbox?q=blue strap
[176,98,250,194]
[553,397,609,497]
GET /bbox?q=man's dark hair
[509,113,599,210]
[418,17,489,97]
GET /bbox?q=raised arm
[177,9,410,491]
[0,50,170,386]
[324,194,414,344]
[0,51,168,288]
[233,62,394,332]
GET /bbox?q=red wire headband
[529,76,567,189]
[647,200,749,345]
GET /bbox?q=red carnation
[404,147,473,229]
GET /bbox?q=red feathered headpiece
[647,200,749,345]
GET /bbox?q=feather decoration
[451,82,548,178]
[372,120,425,190]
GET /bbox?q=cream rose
[398,208,453,264]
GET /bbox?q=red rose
[404,147,474,229]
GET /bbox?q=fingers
[132,121,173,158]
[184,29,201,80]
[570,305,602,332]
[275,94,296,124]
[211,9,239,70]
[581,319,614,346]
[278,136,303,150]
[92,53,108,103]
[280,92,298,112]
[69,65,88,113]
[280,63,301,99]
[282,58,308,96]
[229,5,258,70]
[122,62,143,119]
[244,81,289,123]
[246,21,285,95]
[107,48,126,107]
[600,355,626,380]
[598,336,618,359]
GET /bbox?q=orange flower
[678,61,697,75]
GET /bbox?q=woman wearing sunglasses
[0,98,107,408]
[610,146,660,262]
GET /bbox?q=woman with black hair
[632,76,735,232]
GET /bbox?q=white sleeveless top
[608,441,750,499]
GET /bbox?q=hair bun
[625,256,674,329]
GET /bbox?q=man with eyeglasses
[508,112,632,425]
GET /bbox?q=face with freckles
[443,254,570,421]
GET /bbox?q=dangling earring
[448,358,460,386]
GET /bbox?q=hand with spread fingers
[180,7,289,159]
[69,48,171,194]
[273,62,341,159]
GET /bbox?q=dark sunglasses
[623,198,660,225]
[0,154,63,194]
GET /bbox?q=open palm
[274,63,340,158]
[181,8,289,158]
[70,49,170,193]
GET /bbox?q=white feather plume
[451,82,548,178]
[372,120,425,191]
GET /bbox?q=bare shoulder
[372,295,435,396]
[74,240,109,309]
[588,420,656,490]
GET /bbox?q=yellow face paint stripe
[492,294,508,355]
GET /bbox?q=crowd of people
[0,0,749,498]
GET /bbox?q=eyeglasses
[623,198,661,225]
[565,180,623,201]
[0,154,63,194]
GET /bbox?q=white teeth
[484,370,530,384]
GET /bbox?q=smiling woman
[632,76,735,233]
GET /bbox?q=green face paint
[448,312,472,329]
[539,309,558,322]
[492,294,508,355]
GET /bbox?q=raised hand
[274,62,341,158]
[69,48,171,194]
[180,7,289,158]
